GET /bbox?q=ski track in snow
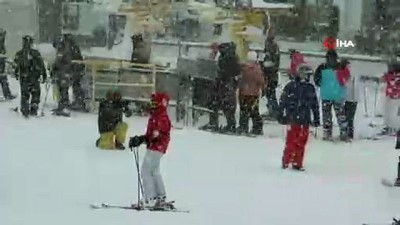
[1,75,400,225]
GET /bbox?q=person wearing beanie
[96,89,131,150]
[313,50,349,142]
[237,51,265,135]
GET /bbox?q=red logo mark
[323,36,336,50]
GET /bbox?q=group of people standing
[0,28,88,118]
[199,36,281,136]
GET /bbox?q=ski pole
[131,147,144,205]
[40,81,51,116]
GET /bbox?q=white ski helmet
[297,63,313,80]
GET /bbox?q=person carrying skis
[96,89,131,150]
[313,50,349,141]
[278,64,320,171]
[237,51,265,136]
[129,92,172,209]
[14,35,47,117]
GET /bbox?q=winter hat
[247,51,258,62]
[105,88,121,101]
[297,63,313,80]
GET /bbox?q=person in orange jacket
[237,51,265,135]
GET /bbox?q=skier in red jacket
[129,92,172,208]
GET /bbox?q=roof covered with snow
[250,0,294,9]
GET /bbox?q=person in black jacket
[52,34,85,115]
[96,89,132,150]
[262,35,280,120]
[0,29,16,100]
[14,35,46,117]
[278,64,320,171]
[199,42,241,133]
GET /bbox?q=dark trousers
[238,95,263,133]
[209,93,236,130]
[344,101,357,139]
[208,82,237,131]
[322,100,348,138]
[0,75,12,98]
[71,74,85,108]
[20,81,40,116]
[264,79,278,117]
[57,76,71,110]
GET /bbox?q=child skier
[341,59,358,139]
[129,92,172,209]
[278,64,320,171]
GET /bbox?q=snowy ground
[1,72,400,225]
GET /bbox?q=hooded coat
[278,77,320,125]
[145,93,172,154]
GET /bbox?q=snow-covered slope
[1,76,400,225]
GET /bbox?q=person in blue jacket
[313,50,349,141]
[278,64,320,171]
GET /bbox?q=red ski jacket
[336,66,350,86]
[383,72,400,99]
[145,93,171,154]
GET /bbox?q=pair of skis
[90,202,189,213]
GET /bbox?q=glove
[129,135,146,148]
[277,115,286,125]
[313,120,320,127]
[124,109,132,118]
[41,77,47,84]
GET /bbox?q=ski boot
[52,107,71,117]
[199,123,219,132]
[154,196,175,210]
[95,138,100,147]
[281,157,288,169]
[70,101,87,112]
[131,198,156,210]
[4,94,16,100]
[250,128,263,136]
[322,130,334,141]
[115,141,126,150]
[236,126,249,135]
[292,165,305,171]
[29,107,38,116]
[220,125,236,135]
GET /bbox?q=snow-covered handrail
[152,40,384,63]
